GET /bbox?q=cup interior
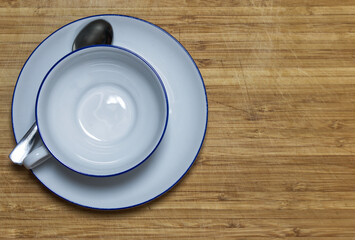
[36,45,168,176]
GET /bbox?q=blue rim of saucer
[35,44,169,177]
[11,14,208,210]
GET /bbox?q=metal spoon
[9,19,113,165]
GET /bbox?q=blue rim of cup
[11,14,208,210]
[35,44,169,177]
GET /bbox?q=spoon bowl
[72,19,113,51]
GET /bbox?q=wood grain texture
[1,0,355,239]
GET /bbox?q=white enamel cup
[22,45,168,177]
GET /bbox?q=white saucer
[11,15,208,209]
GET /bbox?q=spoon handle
[9,123,39,165]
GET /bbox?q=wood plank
[1,0,355,239]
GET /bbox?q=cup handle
[23,145,51,169]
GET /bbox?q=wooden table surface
[1,0,355,239]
